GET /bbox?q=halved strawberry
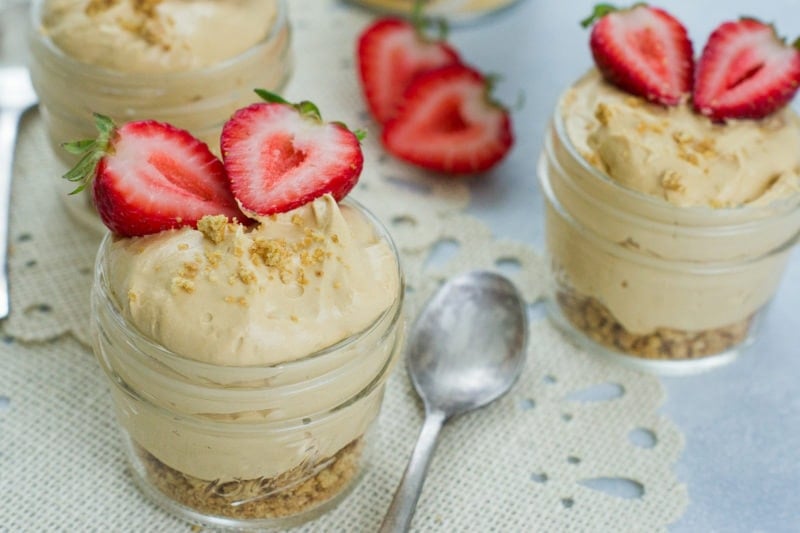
[220,90,364,216]
[381,64,513,174]
[357,17,461,124]
[63,114,245,237]
[693,19,800,121]
[582,4,693,106]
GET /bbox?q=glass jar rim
[552,84,800,218]
[538,152,800,273]
[343,0,526,25]
[544,120,800,240]
[94,196,404,373]
[29,0,289,81]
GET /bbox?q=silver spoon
[379,270,528,533]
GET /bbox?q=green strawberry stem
[411,0,425,21]
[794,36,800,50]
[254,89,366,142]
[410,0,448,42]
[61,113,115,195]
[580,3,619,27]
[581,3,648,28]
[481,74,512,111]
[492,73,524,112]
[255,88,322,121]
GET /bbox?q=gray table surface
[451,1,800,531]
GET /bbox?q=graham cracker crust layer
[137,438,363,519]
[557,291,752,360]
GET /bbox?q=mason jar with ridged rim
[538,89,800,375]
[90,199,404,529]
[28,0,292,233]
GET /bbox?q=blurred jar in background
[345,0,525,24]
[28,0,292,232]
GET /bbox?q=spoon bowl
[408,271,528,415]
[379,270,528,533]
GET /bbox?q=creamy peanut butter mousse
[563,71,800,208]
[541,6,800,368]
[39,0,279,73]
[108,195,399,366]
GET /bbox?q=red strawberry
[381,64,513,174]
[582,4,693,106]
[357,17,461,124]
[221,90,364,216]
[693,19,800,121]
[62,114,245,237]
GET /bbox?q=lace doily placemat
[0,0,687,530]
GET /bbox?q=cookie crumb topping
[85,0,171,50]
[198,215,231,244]
[238,266,257,285]
[594,102,613,126]
[171,277,195,294]
[166,207,346,304]
[661,171,685,193]
[251,238,290,269]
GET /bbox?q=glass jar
[345,0,525,24]
[27,0,292,233]
[90,200,404,529]
[538,94,800,375]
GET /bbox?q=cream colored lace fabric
[0,0,687,530]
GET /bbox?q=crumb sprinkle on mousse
[178,213,342,297]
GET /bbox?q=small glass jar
[27,0,292,233]
[345,0,525,24]
[538,93,800,375]
[90,201,404,529]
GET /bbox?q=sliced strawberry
[221,91,364,216]
[693,19,800,121]
[62,114,245,237]
[357,17,461,124]
[582,4,693,106]
[381,64,513,174]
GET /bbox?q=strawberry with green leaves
[220,90,365,216]
[63,114,245,237]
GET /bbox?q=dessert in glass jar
[93,196,403,528]
[539,6,800,374]
[346,0,525,24]
[28,0,292,231]
[80,93,403,528]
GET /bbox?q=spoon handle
[378,409,446,533]
[0,107,23,319]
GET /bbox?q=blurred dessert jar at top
[346,0,525,24]
[28,0,292,155]
[538,5,800,374]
